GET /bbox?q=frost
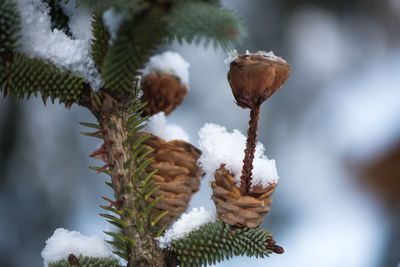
[224,49,286,66]
[255,50,286,62]
[157,207,216,249]
[41,228,113,266]
[143,112,190,142]
[15,0,102,89]
[141,51,190,85]
[198,123,279,188]
[224,49,239,66]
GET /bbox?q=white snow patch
[224,49,286,66]
[16,0,102,89]
[141,51,190,85]
[224,49,239,65]
[41,228,113,266]
[158,207,216,249]
[61,0,93,41]
[103,8,124,40]
[198,123,279,188]
[144,112,190,142]
[255,50,286,62]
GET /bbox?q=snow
[61,0,93,41]
[15,0,102,90]
[103,8,124,40]
[224,49,239,65]
[157,207,216,249]
[41,228,113,266]
[141,51,190,85]
[224,49,286,66]
[143,112,190,142]
[198,123,279,188]
[255,50,286,62]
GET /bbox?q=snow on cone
[142,133,203,227]
[212,165,276,228]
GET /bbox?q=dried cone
[212,165,276,228]
[141,71,188,116]
[143,133,203,227]
[227,51,290,109]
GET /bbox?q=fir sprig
[170,221,277,267]
[1,54,89,107]
[48,255,121,267]
[91,13,110,72]
[166,2,243,49]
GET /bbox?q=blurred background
[1,0,400,266]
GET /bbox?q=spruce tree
[0,1,288,266]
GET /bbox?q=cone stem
[240,104,261,194]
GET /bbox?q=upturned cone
[211,165,276,228]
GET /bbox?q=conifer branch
[48,255,120,267]
[1,54,91,108]
[91,14,110,73]
[0,0,20,75]
[169,221,282,267]
[101,13,167,93]
[166,2,243,48]
[86,85,167,267]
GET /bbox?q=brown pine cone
[141,71,188,116]
[142,133,203,227]
[227,51,290,109]
[211,165,276,228]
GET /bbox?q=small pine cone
[211,165,276,228]
[227,51,290,109]
[141,71,188,116]
[143,134,203,227]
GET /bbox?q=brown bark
[93,93,166,267]
[240,104,261,194]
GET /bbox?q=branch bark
[93,93,166,267]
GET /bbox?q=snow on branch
[15,0,102,89]
[157,207,216,249]
[41,228,113,266]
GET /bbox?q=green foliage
[0,0,20,54]
[170,221,274,267]
[0,0,86,107]
[101,13,167,92]
[78,0,149,19]
[48,255,121,267]
[123,82,168,235]
[83,82,166,260]
[98,1,243,93]
[43,0,72,36]
[166,2,243,48]
[1,54,88,107]
[91,14,110,72]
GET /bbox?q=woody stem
[240,104,261,194]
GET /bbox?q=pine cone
[143,134,203,227]
[212,165,276,228]
[141,71,188,116]
[228,51,290,109]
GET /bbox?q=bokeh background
[1,0,400,266]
